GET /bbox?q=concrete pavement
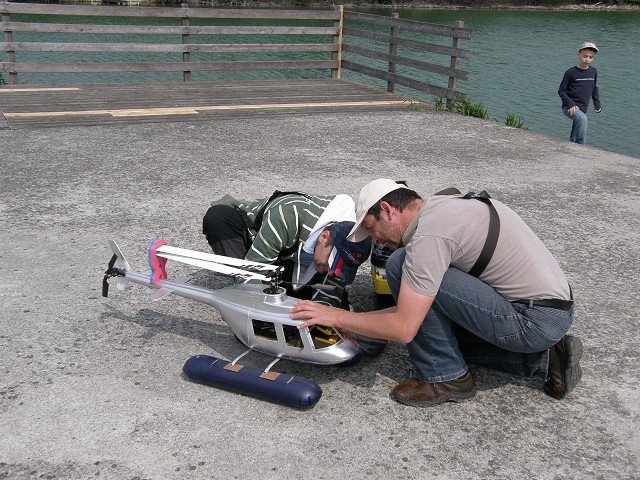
[0,108,638,479]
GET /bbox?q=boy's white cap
[303,194,355,254]
[347,179,408,242]
[579,41,598,52]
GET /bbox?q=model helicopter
[102,237,361,408]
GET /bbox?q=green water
[3,8,639,158]
[355,8,640,159]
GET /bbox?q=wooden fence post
[181,4,191,82]
[2,12,17,84]
[331,5,343,79]
[446,20,464,109]
[387,12,399,93]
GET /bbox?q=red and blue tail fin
[148,237,168,285]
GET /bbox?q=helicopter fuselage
[106,240,359,365]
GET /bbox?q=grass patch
[433,95,488,119]
[433,95,527,129]
[505,113,526,129]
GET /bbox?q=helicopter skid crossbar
[228,348,252,367]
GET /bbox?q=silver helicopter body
[106,240,359,365]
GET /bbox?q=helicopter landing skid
[182,353,322,408]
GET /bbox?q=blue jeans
[386,248,574,383]
[563,106,588,144]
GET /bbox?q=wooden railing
[0,3,343,84]
[342,11,471,102]
[0,2,471,102]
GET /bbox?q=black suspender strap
[462,190,501,278]
[251,190,311,233]
[457,190,572,308]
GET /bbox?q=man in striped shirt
[202,191,371,309]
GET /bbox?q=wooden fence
[342,11,471,102]
[0,2,471,101]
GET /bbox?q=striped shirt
[228,193,347,307]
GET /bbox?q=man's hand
[595,107,602,113]
[291,300,341,330]
[291,280,436,343]
[567,105,578,116]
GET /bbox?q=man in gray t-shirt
[291,179,583,407]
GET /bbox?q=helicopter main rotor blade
[155,251,271,282]
[156,245,279,272]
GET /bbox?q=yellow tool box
[371,244,396,310]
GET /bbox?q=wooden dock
[0,79,413,129]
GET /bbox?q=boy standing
[558,41,602,145]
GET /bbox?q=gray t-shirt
[402,195,571,302]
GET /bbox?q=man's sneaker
[544,335,583,399]
[350,333,388,357]
[390,371,477,407]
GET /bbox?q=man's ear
[379,201,394,219]
[318,229,332,244]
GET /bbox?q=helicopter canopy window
[252,319,277,342]
[311,326,340,349]
[251,320,340,350]
[282,325,302,348]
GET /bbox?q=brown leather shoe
[544,335,583,399]
[390,371,477,407]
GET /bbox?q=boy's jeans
[563,106,588,144]
[385,248,574,383]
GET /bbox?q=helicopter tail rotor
[102,240,133,297]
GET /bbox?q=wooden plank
[1,60,338,73]
[0,87,80,92]
[0,3,340,20]
[344,11,472,39]
[341,60,464,100]
[3,100,407,118]
[0,42,339,54]
[3,22,340,36]
[343,27,470,60]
